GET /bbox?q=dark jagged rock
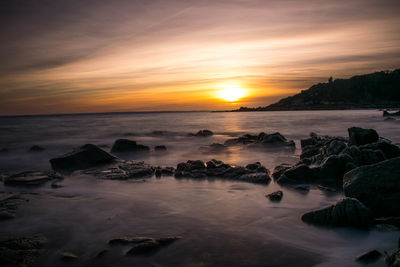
[301,198,371,228]
[192,130,213,137]
[154,145,167,152]
[50,144,117,171]
[0,235,46,267]
[175,159,271,184]
[28,145,45,152]
[111,139,150,154]
[225,132,295,148]
[348,127,379,146]
[266,191,283,201]
[343,157,400,216]
[356,250,382,264]
[4,171,62,186]
[88,161,154,180]
[276,164,318,185]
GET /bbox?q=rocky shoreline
[0,126,399,266]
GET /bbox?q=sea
[0,110,399,266]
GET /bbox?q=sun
[217,82,246,102]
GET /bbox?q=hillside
[234,69,400,111]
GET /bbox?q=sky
[0,0,399,115]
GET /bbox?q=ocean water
[0,110,399,266]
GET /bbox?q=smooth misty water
[0,110,399,266]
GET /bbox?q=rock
[266,191,283,201]
[343,157,400,216]
[125,236,182,255]
[276,164,318,185]
[271,163,292,180]
[348,127,379,146]
[111,139,150,154]
[154,145,167,152]
[225,132,295,148]
[0,193,28,220]
[356,250,382,264]
[200,143,228,154]
[60,252,78,261]
[175,159,271,184]
[95,249,108,258]
[360,142,400,159]
[28,145,45,152]
[161,167,175,176]
[51,181,64,188]
[109,236,154,245]
[300,145,320,159]
[301,198,372,228]
[155,168,162,178]
[385,249,400,267]
[4,171,62,186]
[294,184,310,192]
[319,155,348,180]
[340,146,362,166]
[89,161,154,180]
[0,235,46,267]
[193,130,213,137]
[50,144,117,171]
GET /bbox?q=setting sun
[217,83,246,102]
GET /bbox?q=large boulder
[348,127,379,146]
[50,144,117,171]
[360,142,400,159]
[343,157,400,216]
[301,198,371,228]
[111,139,150,154]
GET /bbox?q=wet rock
[319,155,348,180]
[266,190,283,201]
[4,171,62,186]
[161,167,175,176]
[271,163,292,180]
[28,145,45,152]
[200,143,228,154]
[300,145,320,159]
[125,236,182,255]
[225,132,295,148]
[154,145,167,152]
[193,130,213,137]
[90,161,154,180]
[361,142,400,159]
[60,252,78,261]
[111,139,150,154]
[348,127,379,146]
[385,249,400,267]
[294,184,310,192]
[356,250,382,264]
[155,168,162,178]
[301,198,371,228]
[340,146,362,166]
[109,236,154,245]
[276,164,318,185]
[175,159,271,184]
[343,157,400,216]
[0,193,28,220]
[0,235,46,267]
[50,144,117,171]
[95,249,108,258]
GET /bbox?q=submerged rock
[28,145,45,152]
[111,139,150,154]
[125,236,182,255]
[301,198,371,228]
[343,157,400,217]
[154,145,167,152]
[0,235,46,267]
[50,144,117,171]
[175,159,271,184]
[4,171,62,186]
[266,190,283,201]
[348,127,379,146]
